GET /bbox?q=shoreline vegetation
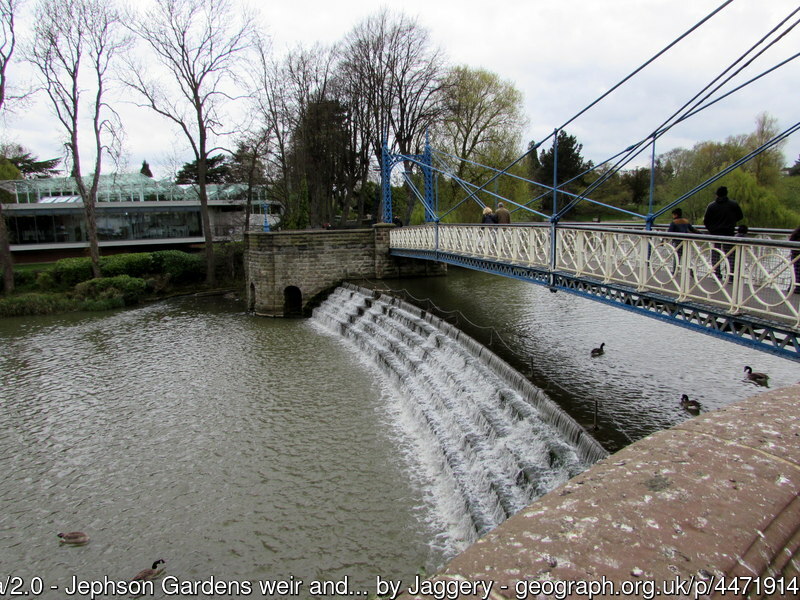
[0,244,244,318]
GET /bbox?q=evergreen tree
[175,154,231,184]
[140,160,153,178]
[530,130,590,214]
[0,144,60,178]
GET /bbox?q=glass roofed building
[2,173,283,261]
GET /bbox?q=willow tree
[29,0,128,279]
[125,0,254,285]
[0,0,20,293]
[436,65,525,216]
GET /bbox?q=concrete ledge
[403,385,800,599]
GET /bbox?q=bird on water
[57,532,89,545]
[679,394,701,414]
[132,559,166,582]
[590,343,605,357]
[743,366,769,387]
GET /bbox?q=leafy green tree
[620,167,650,207]
[435,65,524,214]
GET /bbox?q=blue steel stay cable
[454,0,734,216]
[556,8,800,219]
[555,0,735,133]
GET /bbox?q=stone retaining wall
[245,224,445,316]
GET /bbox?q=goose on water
[679,394,701,413]
[132,559,166,582]
[743,366,769,386]
[57,532,89,545]
[590,343,605,357]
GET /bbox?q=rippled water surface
[2,270,797,597]
[382,267,799,451]
[0,297,432,597]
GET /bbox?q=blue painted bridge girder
[390,246,800,362]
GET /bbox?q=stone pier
[245,224,445,316]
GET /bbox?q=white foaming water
[311,283,607,556]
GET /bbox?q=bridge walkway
[390,224,800,361]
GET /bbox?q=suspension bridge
[379,3,800,361]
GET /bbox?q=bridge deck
[391,224,800,360]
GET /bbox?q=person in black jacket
[703,186,743,281]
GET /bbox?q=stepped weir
[312,283,608,549]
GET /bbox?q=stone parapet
[401,385,800,599]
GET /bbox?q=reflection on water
[0,297,433,597]
[382,267,799,451]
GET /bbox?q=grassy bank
[0,244,244,317]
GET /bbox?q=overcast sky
[2,0,798,179]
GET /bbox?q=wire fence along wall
[380,2,800,232]
[391,224,800,332]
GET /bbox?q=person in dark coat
[481,206,498,224]
[703,186,744,281]
[495,202,511,224]
[668,207,698,234]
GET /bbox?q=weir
[311,283,608,548]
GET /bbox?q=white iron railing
[390,223,800,329]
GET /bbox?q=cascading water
[311,283,608,554]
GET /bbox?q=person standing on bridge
[790,224,800,294]
[703,186,743,281]
[495,202,511,224]
[481,206,498,224]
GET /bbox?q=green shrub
[35,271,56,291]
[52,257,94,287]
[0,292,79,316]
[73,275,148,306]
[12,268,37,290]
[151,250,205,283]
[100,252,154,278]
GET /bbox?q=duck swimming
[744,366,769,386]
[132,559,166,581]
[57,532,89,545]
[590,343,605,357]
[679,394,701,413]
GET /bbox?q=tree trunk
[197,154,216,286]
[0,203,14,294]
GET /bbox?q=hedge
[100,253,154,277]
[73,275,148,306]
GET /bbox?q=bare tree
[249,39,338,228]
[125,0,254,285]
[339,9,445,223]
[0,0,21,293]
[29,0,127,279]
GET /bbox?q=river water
[1,266,797,597]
